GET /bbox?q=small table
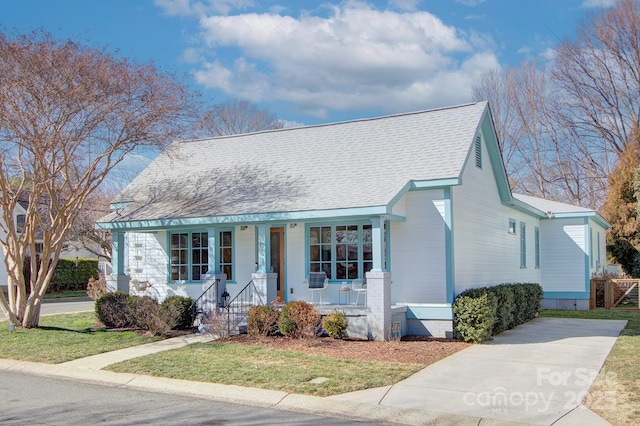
[338,284,351,305]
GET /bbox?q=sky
[2,0,616,129]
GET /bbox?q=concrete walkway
[331,317,625,425]
[0,317,626,425]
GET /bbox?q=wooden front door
[270,227,285,301]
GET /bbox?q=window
[534,227,540,269]
[308,223,374,280]
[170,232,209,282]
[508,218,517,234]
[16,214,25,233]
[520,222,526,268]
[475,135,482,169]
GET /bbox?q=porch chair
[305,271,328,305]
[352,278,367,306]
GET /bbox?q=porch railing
[223,279,258,336]
[192,278,219,325]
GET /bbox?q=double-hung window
[308,223,375,280]
[520,222,526,268]
[170,230,233,282]
[170,232,209,281]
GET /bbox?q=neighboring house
[96,102,609,339]
[0,203,44,292]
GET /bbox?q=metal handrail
[192,278,219,324]
[224,280,256,335]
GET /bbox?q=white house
[96,102,609,339]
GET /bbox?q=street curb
[0,358,494,425]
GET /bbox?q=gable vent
[475,135,482,169]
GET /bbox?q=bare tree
[197,98,284,136]
[64,189,115,262]
[553,0,640,157]
[0,30,196,327]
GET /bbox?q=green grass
[541,309,640,425]
[0,312,160,364]
[43,290,89,299]
[106,342,424,397]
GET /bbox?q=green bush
[95,291,135,328]
[278,301,321,338]
[492,284,514,335]
[322,310,349,339]
[161,295,194,330]
[453,292,496,343]
[49,258,99,293]
[247,305,279,336]
[453,283,543,343]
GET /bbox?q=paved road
[0,370,381,425]
[0,300,94,320]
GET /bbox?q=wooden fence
[590,278,640,310]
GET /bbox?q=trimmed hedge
[453,283,543,343]
[49,258,99,293]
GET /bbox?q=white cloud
[540,47,556,62]
[581,0,616,8]
[389,0,421,11]
[186,2,498,116]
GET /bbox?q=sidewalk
[0,317,626,425]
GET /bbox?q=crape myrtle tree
[0,29,196,327]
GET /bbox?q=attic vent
[475,135,482,169]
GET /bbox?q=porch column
[256,224,268,273]
[252,272,278,306]
[371,217,385,271]
[366,270,392,341]
[110,231,129,293]
[207,227,219,274]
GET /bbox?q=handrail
[192,278,219,324]
[223,280,256,336]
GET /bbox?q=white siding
[390,190,448,304]
[0,205,27,289]
[285,224,306,302]
[453,134,541,294]
[540,219,587,292]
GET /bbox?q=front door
[270,227,285,301]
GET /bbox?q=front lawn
[0,312,160,363]
[540,309,640,426]
[106,342,424,397]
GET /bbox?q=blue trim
[410,178,460,189]
[406,304,453,320]
[109,201,132,210]
[96,206,392,230]
[584,218,590,292]
[444,188,455,303]
[543,291,590,300]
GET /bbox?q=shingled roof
[100,102,489,226]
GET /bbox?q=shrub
[161,295,194,330]
[322,310,349,339]
[87,276,107,300]
[278,301,321,338]
[492,284,514,335]
[453,292,496,343]
[247,305,279,336]
[49,258,99,293]
[453,283,543,343]
[130,296,169,336]
[95,291,135,328]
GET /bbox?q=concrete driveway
[331,317,626,425]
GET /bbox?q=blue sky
[3,0,615,127]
